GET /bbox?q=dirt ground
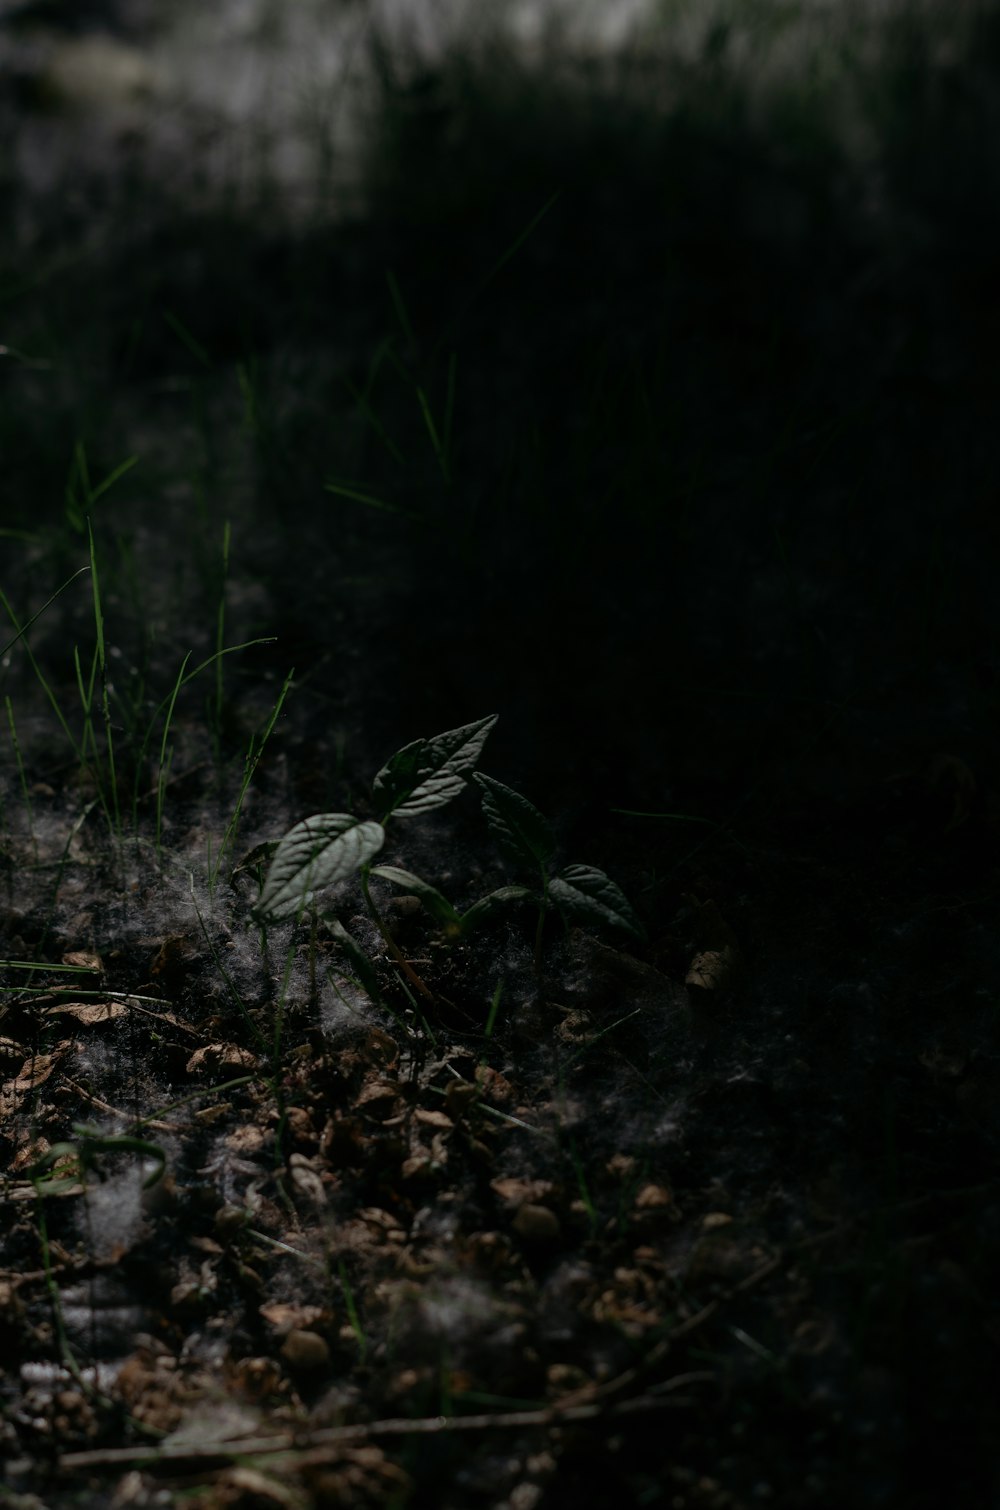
[3,741,1000,1508]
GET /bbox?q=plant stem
[359,866,435,1002]
[213,519,231,759]
[212,666,293,888]
[533,864,549,975]
[88,520,122,843]
[309,907,318,1009]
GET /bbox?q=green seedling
[472,773,645,970]
[255,716,643,1020]
[254,715,498,1002]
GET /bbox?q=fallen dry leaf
[685,947,738,992]
[413,1107,454,1131]
[259,1301,326,1334]
[287,1153,327,1207]
[186,1043,257,1075]
[0,1043,73,1118]
[0,1037,23,1073]
[41,1000,126,1024]
[61,951,102,972]
[491,1176,556,1208]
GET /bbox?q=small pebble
[281,1329,330,1371]
[512,1203,561,1245]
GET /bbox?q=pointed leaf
[371,865,462,929]
[473,773,556,871]
[373,714,498,819]
[549,865,645,939]
[255,814,384,922]
[458,885,535,936]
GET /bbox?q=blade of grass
[385,268,416,351]
[343,375,405,465]
[213,520,231,756]
[162,309,212,370]
[66,443,137,532]
[563,1007,642,1070]
[484,979,504,1039]
[135,1075,257,1131]
[87,520,121,838]
[382,343,451,484]
[211,666,294,889]
[338,1259,368,1361]
[442,350,458,477]
[431,187,562,360]
[568,1138,598,1235]
[323,480,420,520]
[155,652,189,857]
[416,384,449,483]
[131,637,277,830]
[72,643,99,764]
[5,696,35,855]
[0,566,89,661]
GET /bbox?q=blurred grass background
[2,0,999,827]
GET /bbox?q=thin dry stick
[572,1251,784,1408]
[58,1075,175,1134]
[576,1220,870,1413]
[59,1392,695,1474]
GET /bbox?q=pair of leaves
[255,716,495,923]
[474,774,644,940]
[254,714,644,945]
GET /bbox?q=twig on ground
[59,1075,176,1134]
[58,1391,702,1474]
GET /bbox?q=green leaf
[549,865,645,940]
[473,773,556,871]
[458,885,535,936]
[371,865,462,929]
[255,814,384,923]
[373,714,497,819]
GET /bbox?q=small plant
[472,773,645,969]
[254,715,498,1000]
[254,715,643,995]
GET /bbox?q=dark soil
[2,7,1000,1508]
